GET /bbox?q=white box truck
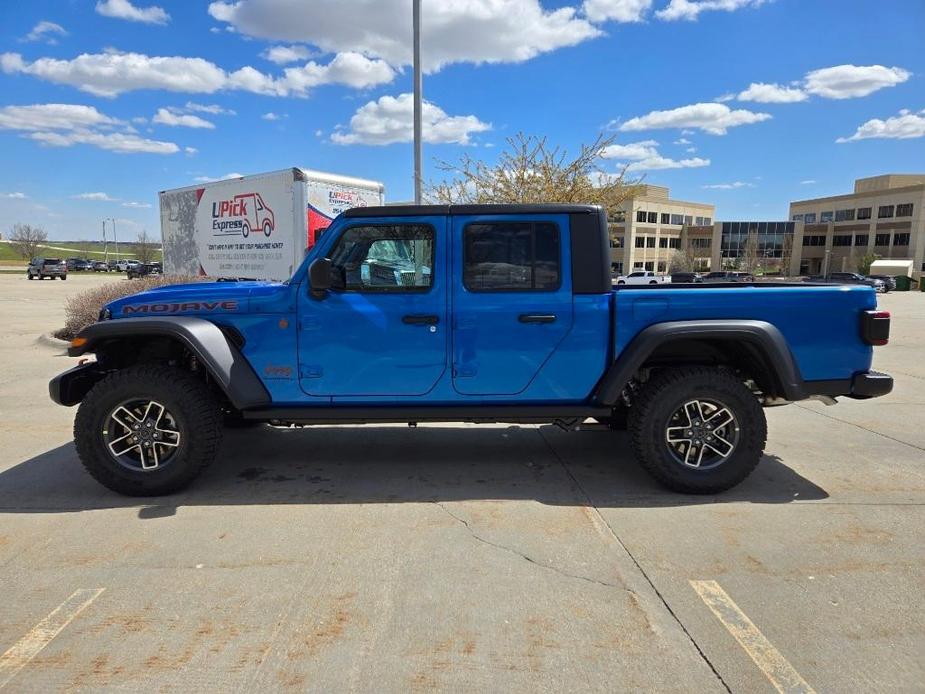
[160,168,384,280]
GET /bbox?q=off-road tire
[27,273,34,280]
[628,366,766,494]
[74,365,222,496]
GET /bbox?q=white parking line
[690,580,815,694]
[0,588,105,690]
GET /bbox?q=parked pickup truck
[50,204,893,496]
[616,270,671,285]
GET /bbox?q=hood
[105,280,288,318]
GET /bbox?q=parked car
[115,259,140,272]
[51,203,893,497]
[127,262,162,279]
[868,275,896,292]
[805,272,886,292]
[702,271,755,283]
[66,258,91,271]
[27,257,67,280]
[670,272,703,283]
[91,261,111,272]
[615,270,671,285]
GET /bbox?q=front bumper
[49,362,105,406]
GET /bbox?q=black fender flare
[593,319,806,406]
[57,316,271,410]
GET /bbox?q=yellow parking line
[0,588,105,690]
[690,580,815,694]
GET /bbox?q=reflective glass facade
[720,221,795,264]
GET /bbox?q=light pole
[109,218,118,261]
[412,0,422,204]
[102,220,107,261]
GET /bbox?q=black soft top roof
[343,204,602,218]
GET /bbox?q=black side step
[241,405,610,425]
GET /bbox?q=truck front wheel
[74,365,222,496]
[628,367,766,494]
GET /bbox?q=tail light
[861,310,890,346]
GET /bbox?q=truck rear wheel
[628,366,766,494]
[74,365,222,496]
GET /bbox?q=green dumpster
[895,275,911,291]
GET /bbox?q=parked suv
[703,271,755,283]
[127,262,162,279]
[27,257,67,280]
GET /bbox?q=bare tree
[855,250,879,276]
[9,223,47,260]
[134,230,157,263]
[779,233,794,277]
[668,246,699,273]
[427,133,642,216]
[740,231,760,273]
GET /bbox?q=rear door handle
[518,314,557,324]
[402,314,440,325]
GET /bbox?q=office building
[607,185,715,274]
[789,174,924,278]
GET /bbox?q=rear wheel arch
[594,320,805,405]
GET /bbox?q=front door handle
[519,314,557,324]
[402,314,440,325]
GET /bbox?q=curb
[37,332,70,351]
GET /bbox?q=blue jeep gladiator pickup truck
[50,204,893,496]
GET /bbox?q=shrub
[58,275,202,340]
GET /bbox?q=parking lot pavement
[0,273,923,692]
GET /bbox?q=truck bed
[611,284,877,383]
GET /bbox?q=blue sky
[1,0,923,241]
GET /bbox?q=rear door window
[463,221,560,292]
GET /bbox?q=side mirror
[309,258,333,296]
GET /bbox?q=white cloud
[737,82,807,103]
[702,181,754,189]
[0,103,121,131]
[804,65,911,99]
[714,93,735,103]
[619,102,771,135]
[0,104,178,154]
[23,21,68,44]
[208,0,602,72]
[674,137,692,144]
[686,146,697,153]
[656,0,767,21]
[184,146,198,155]
[184,102,235,115]
[72,192,117,201]
[600,139,709,171]
[3,192,27,199]
[95,0,170,25]
[152,108,215,129]
[262,112,284,120]
[193,172,245,183]
[624,155,710,172]
[32,131,179,154]
[583,0,652,23]
[332,93,490,145]
[0,49,395,97]
[262,45,315,64]
[837,108,925,143]
[122,201,152,208]
[600,139,660,160]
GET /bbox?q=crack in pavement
[432,501,628,592]
[536,428,733,694]
[794,403,925,453]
